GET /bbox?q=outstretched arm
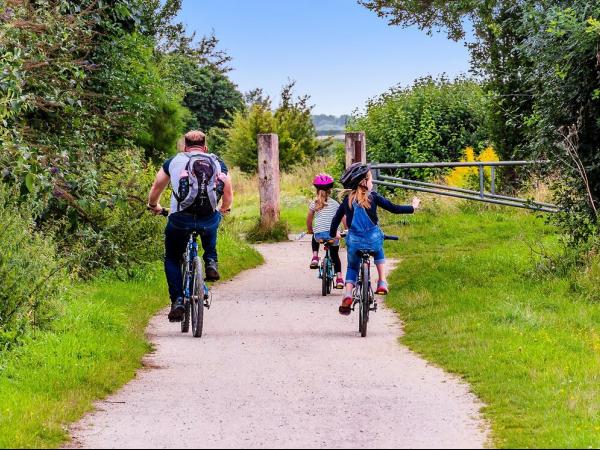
[374,192,419,214]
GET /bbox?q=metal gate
[371,161,559,214]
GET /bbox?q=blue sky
[177,0,471,115]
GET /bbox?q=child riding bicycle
[330,163,421,315]
[307,174,345,289]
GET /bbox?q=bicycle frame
[353,253,376,313]
[318,245,334,279]
[182,234,199,300]
[317,240,337,296]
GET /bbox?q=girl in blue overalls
[330,163,421,315]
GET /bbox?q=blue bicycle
[347,233,398,338]
[317,238,336,296]
[161,209,210,338]
[180,231,211,338]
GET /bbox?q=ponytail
[314,189,331,211]
[348,171,372,209]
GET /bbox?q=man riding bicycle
[147,130,233,322]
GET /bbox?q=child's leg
[375,263,386,282]
[309,236,321,269]
[311,236,320,257]
[374,248,386,283]
[374,247,389,294]
[330,245,343,277]
[344,248,360,297]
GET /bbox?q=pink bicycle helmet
[313,173,335,190]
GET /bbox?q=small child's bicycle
[317,238,337,296]
[350,234,399,338]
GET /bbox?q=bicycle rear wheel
[181,265,190,333]
[191,257,205,338]
[359,262,370,337]
[321,258,329,297]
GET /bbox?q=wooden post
[345,132,367,168]
[257,133,280,229]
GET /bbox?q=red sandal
[375,281,389,295]
[338,295,353,316]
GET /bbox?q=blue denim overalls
[345,202,385,285]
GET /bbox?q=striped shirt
[310,198,341,234]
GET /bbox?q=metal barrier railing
[371,161,560,213]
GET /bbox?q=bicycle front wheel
[326,259,333,295]
[359,262,370,337]
[191,257,205,338]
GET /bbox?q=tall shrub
[349,76,490,179]
[520,2,600,244]
[224,82,322,173]
[0,187,66,349]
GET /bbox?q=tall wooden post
[258,133,280,229]
[345,132,367,168]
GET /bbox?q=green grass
[0,231,263,449]
[382,205,600,448]
[230,157,338,235]
[231,195,307,234]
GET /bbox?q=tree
[182,64,244,131]
[224,82,322,173]
[0,0,237,273]
[519,2,600,243]
[360,0,600,244]
[359,0,534,159]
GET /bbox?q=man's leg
[199,213,222,281]
[165,214,192,320]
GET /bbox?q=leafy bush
[224,104,277,172]
[223,82,323,173]
[0,187,66,349]
[446,146,500,190]
[349,76,490,180]
[519,2,600,245]
[48,150,165,277]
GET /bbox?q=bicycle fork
[352,259,378,313]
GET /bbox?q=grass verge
[0,230,263,449]
[230,157,338,234]
[382,204,600,448]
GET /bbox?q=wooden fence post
[345,132,367,169]
[257,133,280,229]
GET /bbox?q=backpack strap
[173,153,193,212]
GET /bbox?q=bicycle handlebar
[339,232,399,241]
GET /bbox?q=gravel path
[68,238,488,449]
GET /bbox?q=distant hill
[312,114,350,136]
